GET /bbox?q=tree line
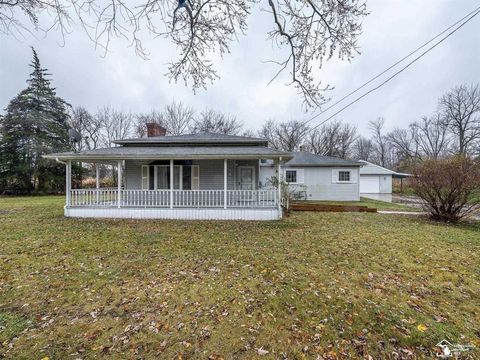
[1,49,479,195]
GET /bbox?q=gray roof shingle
[44,146,291,161]
[284,152,363,167]
[114,132,268,146]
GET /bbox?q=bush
[411,156,480,223]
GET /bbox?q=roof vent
[146,123,166,137]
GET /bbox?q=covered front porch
[63,157,283,220]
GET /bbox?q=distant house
[359,160,410,200]
[260,152,363,201]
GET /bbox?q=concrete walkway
[377,210,426,215]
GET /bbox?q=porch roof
[44,146,292,161]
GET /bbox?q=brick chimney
[146,123,166,137]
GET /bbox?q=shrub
[411,156,480,223]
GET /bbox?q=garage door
[360,176,380,193]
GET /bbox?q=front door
[238,166,255,190]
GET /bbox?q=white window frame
[142,164,190,190]
[285,169,297,184]
[338,170,351,183]
[332,168,356,184]
[284,169,304,184]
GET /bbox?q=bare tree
[96,107,133,147]
[191,109,243,135]
[352,136,374,161]
[369,118,391,167]
[387,127,419,162]
[439,84,480,155]
[1,0,367,108]
[411,156,480,223]
[163,101,195,135]
[259,119,309,151]
[70,106,102,151]
[410,115,450,159]
[307,120,357,158]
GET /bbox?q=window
[285,170,297,183]
[142,165,187,190]
[338,170,351,182]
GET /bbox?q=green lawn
[296,197,420,212]
[0,196,479,359]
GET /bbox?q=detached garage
[359,161,409,199]
[359,160,396,195]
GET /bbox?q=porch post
[117,160,122,208]
[66,160,72,207]
[224,159,227,209]
[95,163,100,204]
[170,159,174,209]
[277,157,282,211]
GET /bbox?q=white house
[45,124,291,221]
[260,152,363,201]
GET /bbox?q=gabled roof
[283,152,363,167]
[358,160,411,177]
[44,146,291,161]
[114,132,268,146]
[358,160,398,175]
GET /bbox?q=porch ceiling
[44,146,292,161]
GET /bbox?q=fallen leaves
[416,324,427,332]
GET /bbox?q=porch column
[95,163,100,204]
[66,160,72,207]
[277,157,282,211]
[117,160,122,208]
[224,159,227,209]
[170,159,174,209]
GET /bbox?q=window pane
[339,171,350,182]
[286,170,297,183]
[183,166,192,190]
[173,166,180,190]
[149,165,154,190]
[157,166,169,189]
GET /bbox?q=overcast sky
[1,0,479,136]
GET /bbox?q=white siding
[125,159,258,191]
[302,167,360,201]
[259,166,360,201]
[379,174,392,193]
[65,207,281,220]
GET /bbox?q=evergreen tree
[0,48,70,194]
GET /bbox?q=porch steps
[291,203,377,213]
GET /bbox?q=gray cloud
[1,0,479,135]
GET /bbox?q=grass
[0,196,479,359]
[296,197,420,212]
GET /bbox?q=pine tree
[0,48,70,194]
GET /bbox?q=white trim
[191,165,200,190]
[170,160,174,209]
[224,159,227,209]
[284,168,304,184]
[117,160,122,208]
[66,160,72,207]
[332,168,356,184]
[141,165,149,190]
[65,207,281,221]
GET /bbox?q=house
[45,124,291,221]
[359,160,410,201]
[260,152,363,201]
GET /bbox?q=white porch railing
[69,189,278,208]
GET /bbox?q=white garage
[360,175,381,193]
[359,161,403,201]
